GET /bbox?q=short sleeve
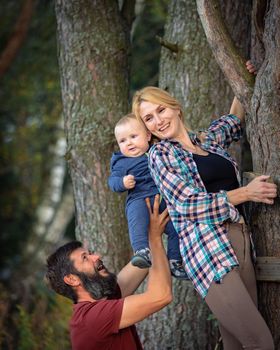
[86,299,124,337]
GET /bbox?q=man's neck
[76,288,106,303]
[76,288,96,303]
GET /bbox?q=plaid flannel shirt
[148,114,242,298]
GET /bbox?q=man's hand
[123,175,136,189]
[145,194,170,241]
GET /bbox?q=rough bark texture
[198,0,280,346]
[248,0,280,344]
[138,1,251,349]
[55,0,131,271]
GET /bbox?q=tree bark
[248,0,280,343]
[197,0,280,346]
[138,1,251,349]
[196,0,254,113]
[55,0,131,271]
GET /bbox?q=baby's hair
[114,113,148,139]
[115,113,138,130]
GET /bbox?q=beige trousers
[205,223,274,350]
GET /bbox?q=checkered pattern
[148,115,242,298]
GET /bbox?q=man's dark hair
[46,241,82,303]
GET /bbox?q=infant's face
[115,119,151,157]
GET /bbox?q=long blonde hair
[132,86,184,122]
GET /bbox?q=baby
[108,113,188,279]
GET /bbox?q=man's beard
[76,269,118,300]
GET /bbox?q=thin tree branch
[253,0,267,45]
[196,0,255,113]
[156,36,179,53]
[0,0,35,79]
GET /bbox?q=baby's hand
[246,60,257,75]
[123,175,136,189]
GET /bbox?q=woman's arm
[207,114,242,149]
[229,60,257,122]
[229,97,245,122]
[227,175,277,205]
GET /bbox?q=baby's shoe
[131,248,152,269]
[169,259,189,280]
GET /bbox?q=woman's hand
[246,60,257,75]
[245,175,277,204]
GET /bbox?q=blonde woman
[132,86,276,350]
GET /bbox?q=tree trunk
[197,0,280,346]
[138,1,251,349]
[55,0,131,271]
[248,0,280,343]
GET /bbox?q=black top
[193,152,243,214]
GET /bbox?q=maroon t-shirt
[70,286,143,350]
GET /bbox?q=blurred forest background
[1,0,279,349]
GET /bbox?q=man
[46,195,172,350]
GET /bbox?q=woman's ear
[178,109,183,120]
[64,274,80,287]
[147,131,152,141]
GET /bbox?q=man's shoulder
[73,298,123,313]
[70,298,142,350]
[71,299,124,329]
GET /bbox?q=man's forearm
[117,263,148,297]
[147,236,172,302]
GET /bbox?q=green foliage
[0,0,62,269]
[130,0,169,92]
[0,282,72,350]
[16,306,37,350]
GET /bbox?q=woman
[132,87,276,350]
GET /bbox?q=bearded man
[46,195,172,350]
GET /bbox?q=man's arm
[117,263,148,298]
[118,194,173,329]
